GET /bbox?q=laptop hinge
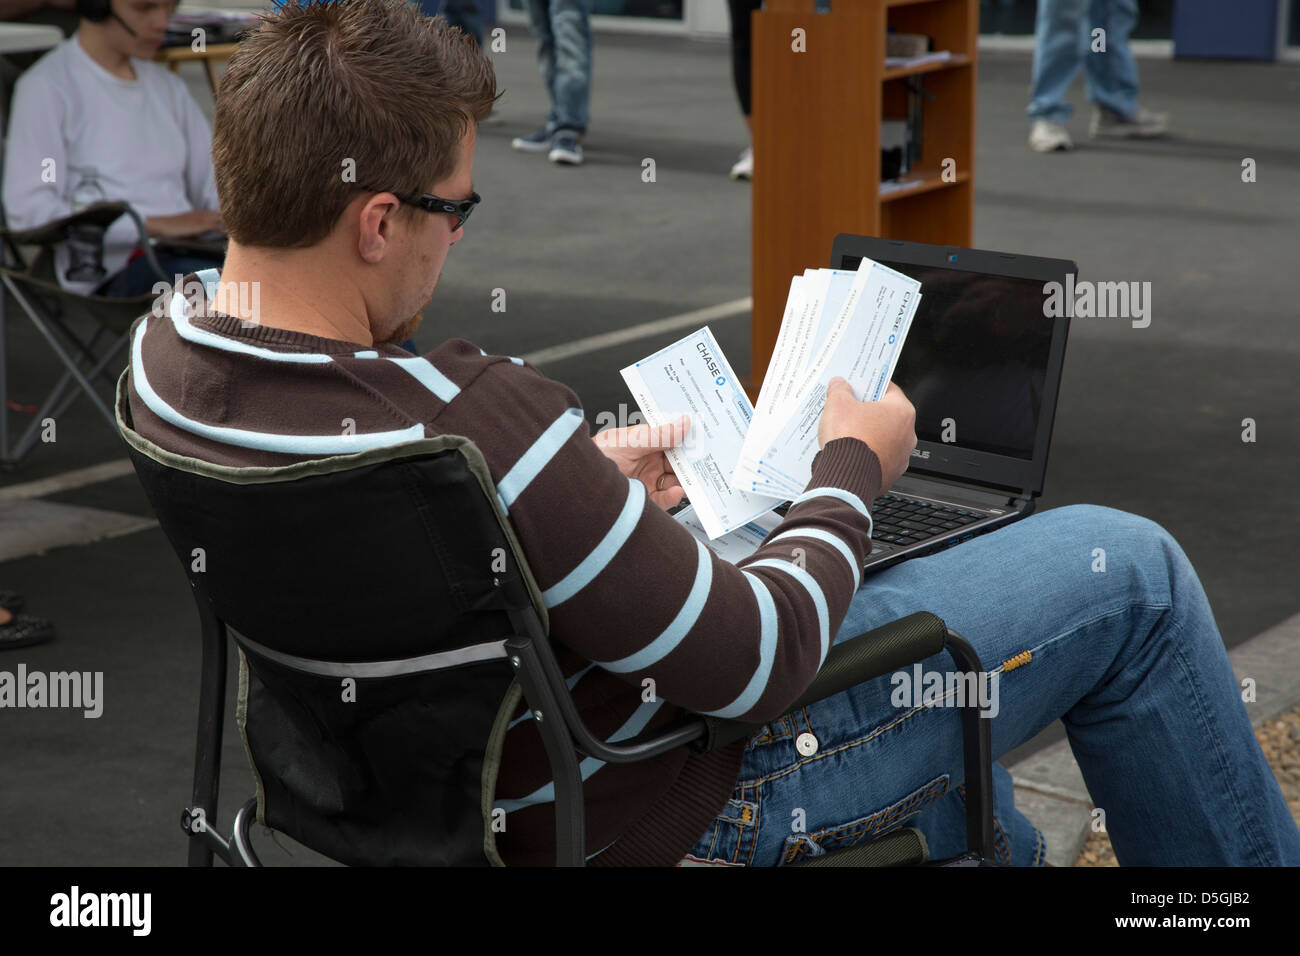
[892,473,1029,512]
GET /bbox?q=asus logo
[911,449,931,460]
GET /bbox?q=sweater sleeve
[454,357,882,724]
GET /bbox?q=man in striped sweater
[126,0,1300,867]
[124,0,913,866]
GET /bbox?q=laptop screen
[847,258,1054,462]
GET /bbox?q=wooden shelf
[751,0,976,392]
[880,167,971,202]
[882,52,972,81]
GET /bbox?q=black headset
[75,0,149,37]
[75,0,113,22]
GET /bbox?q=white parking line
[0,459,136,500]
[519,297,751,367]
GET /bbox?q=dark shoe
[548,131,584,166]
[511,123,557,153]
[1090,106,1169,139]
[0,591,25,613]
[0,613,55,650]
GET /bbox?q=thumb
[650,414,691,450]
[826,377,855,402]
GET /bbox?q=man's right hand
[817,377,917,491]
[145,210,225,239]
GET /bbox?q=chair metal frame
[0,202,170,465]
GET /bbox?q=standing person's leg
[683,505,1300,866]
[530,0,559,130]
[1027,0,1087,151]
[1084,0,1168,136]
[727,0,763,121]
[439,0,484,47]
[1028,0,1088,123]
[513,0,561,151]
[1081,0,1140,119]
[543,0,593,164]
[726,0,763,179]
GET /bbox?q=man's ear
[356,193,402,264]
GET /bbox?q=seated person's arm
[144,209,223,239]
[170,62,224,236]
[2,68,71,232]
[467,360,913,724]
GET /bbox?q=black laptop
[825,235,1076,573]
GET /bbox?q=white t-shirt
[3,34,220,294]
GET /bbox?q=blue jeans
[96,252,224,299]
[1027,0,1141,123]
[524,0,593,135]
[438,0,483,46]
[684,505,1300,866]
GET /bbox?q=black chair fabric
[121,385,538,865]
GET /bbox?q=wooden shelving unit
[749,0,977,394]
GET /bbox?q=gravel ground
[1074,705,1300,866]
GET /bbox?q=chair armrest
[2,200,172,285]
[1,200,130,245]
[690,610,949,754]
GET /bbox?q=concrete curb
[1010,611,1300,866]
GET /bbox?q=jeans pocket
[680,797,759,866]
[746,716,794,749]
[777,774,950,866]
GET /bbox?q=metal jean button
[795,732,819,757]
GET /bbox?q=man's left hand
[593,415,690,511]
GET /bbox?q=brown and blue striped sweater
[126,271,884,866]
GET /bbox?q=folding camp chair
[116,371,1002,868]
[0,201,169,465]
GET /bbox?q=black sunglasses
[387,189,481,231]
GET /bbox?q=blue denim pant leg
[438,0,484,46]
[1027,0,1088,123]
[1080,0,1141,119]
[525,0,593,135]
[97,252,224,299]
[684,504,1300,867]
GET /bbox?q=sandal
[0,591,25,613]
[0,613,55,650]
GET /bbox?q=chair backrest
[115,373,546,866]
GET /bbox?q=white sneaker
[1028,120,1074,153]
[730,145,753,180]
[1090,106,1170,139]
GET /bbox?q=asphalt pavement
[2,28,1297,864]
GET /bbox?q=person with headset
[2,0,225,297]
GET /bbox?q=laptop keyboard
[870,493,984,547]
